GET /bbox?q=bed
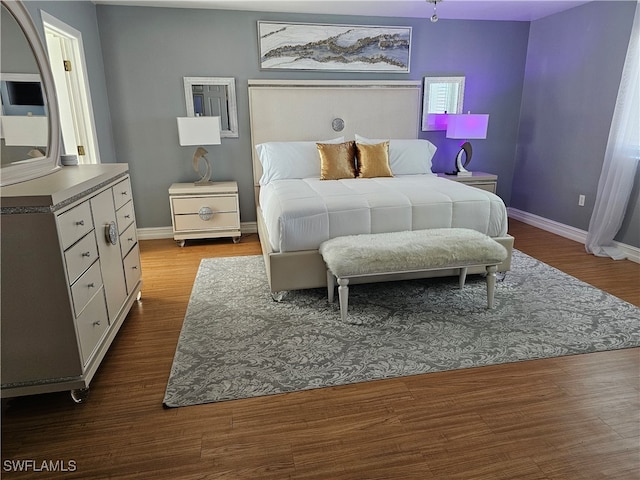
[248,80,513,293]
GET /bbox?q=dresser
[1,164,142,402]
[169,181,240,246]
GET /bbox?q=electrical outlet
[578,194,586,206]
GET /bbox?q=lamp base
[454,141,473,175]
[455,171,473,177]
[194,180,214,186]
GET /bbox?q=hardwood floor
[2,219,638,479]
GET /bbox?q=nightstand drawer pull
[198,206,214,221]
[76,220,85,226]
[81,251,91,258]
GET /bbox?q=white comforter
[259,175,508,253]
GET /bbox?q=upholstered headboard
[248,80,422,191]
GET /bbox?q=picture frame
[257,21,411,73]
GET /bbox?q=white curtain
[585,2,640,260]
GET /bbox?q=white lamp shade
[1,115,48,146]
[446,114,489,139]
[177,116,221,146]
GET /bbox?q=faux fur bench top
[319,228,508,278]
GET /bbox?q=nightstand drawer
[174,212,239,232]
[172,195,237,215]
[469,183,496,193]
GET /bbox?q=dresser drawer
[119,221,138,259]
[75,287,109,365]
[116,200,135,233]
[57,201,94,250]
[64,231,99,285]
[171,195,237,215]
[113,177,133,211]
[174,212,239,232]
[123,244,141,294]
[70,260,103,317]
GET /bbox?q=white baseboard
[137,222,258,241]
[508,208,640,264]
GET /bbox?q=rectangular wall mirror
[421,76,465,131]
[183,76,238,138]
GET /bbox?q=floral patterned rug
[163,251,640,407]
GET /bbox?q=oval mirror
[1,0,60,186]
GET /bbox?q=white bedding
[259,175,509,253]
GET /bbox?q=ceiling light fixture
[427,0,443,23]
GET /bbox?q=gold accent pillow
[317,141,357,180]
[356,141,393,178]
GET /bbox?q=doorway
[42,11,100,164]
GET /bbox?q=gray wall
[94,5,529,228]
[513,1,639,247]
[19,1,639,249]
[24,1,117,166]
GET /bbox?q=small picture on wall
[257,21,412,73]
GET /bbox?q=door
[42,12,100,164]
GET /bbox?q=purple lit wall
[512,1,638,247]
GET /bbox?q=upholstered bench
[319,228,508,323]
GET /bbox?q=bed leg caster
[70,388,89,404]
[271,291,288,302]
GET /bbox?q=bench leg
[486,265,497,308]
[337,277,350,322]
[459,267,468,289]
[327,270,335,303]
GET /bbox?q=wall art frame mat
[257,21,412,72]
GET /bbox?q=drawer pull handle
[93,321,101,327]
[132,266,138,270]
[124,214,131,219]
[128,237,134,242]
[76,220,85,226]
[87,283,95,288]
[121,191,128,196]
[198,206,214,221]
[82,251,91,258]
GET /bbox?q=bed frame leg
[486,265,497,308]
[337,277,349,322]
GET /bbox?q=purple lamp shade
[446,114,489,139]
[425,113,449,131]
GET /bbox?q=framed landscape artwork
[258,21,412,73]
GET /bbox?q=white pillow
[354,134,437,175]
[257,137,344,185]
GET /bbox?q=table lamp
[446,113,489,176]
[177,116,221,185]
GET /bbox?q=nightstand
[169,181,240,247]
[436,171,498,193]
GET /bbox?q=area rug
[163,251,639,407]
